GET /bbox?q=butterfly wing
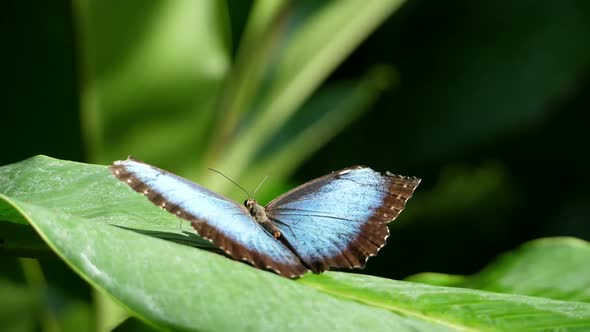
[266,166,420,273]
[111,157,307,278]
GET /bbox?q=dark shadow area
[111,224,221,254]
[0,222,56,259]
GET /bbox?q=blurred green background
[2,0,590,331]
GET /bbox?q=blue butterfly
[111,157,420,278]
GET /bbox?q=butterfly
[110,157,420,278]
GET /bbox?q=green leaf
[73,0,231,170]
[203,2,293,165]
[407,237,590,303]
[1,156,590,331]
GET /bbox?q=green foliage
[3,1,407,330]
[73,0,402,198]
[1,156,589,331]
[2,0,590,331]
[407,237,590,303]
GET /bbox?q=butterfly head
[245,199,266,222]
[244,198,258,212]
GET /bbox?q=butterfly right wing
[111,157,307,278]
[265,166,420,273]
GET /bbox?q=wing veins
[271,218,306,233]
[269,209,354,222]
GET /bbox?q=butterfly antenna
[252,175,269,199]
[208,168,251,197]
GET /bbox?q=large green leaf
[0,157,441,331]
[407,237,590,303]
[1,156,590,331]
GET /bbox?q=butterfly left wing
[266,166,420,273]
[110,157,308,278]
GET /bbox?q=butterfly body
[111,157,420,278]
[245,199,281,238]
